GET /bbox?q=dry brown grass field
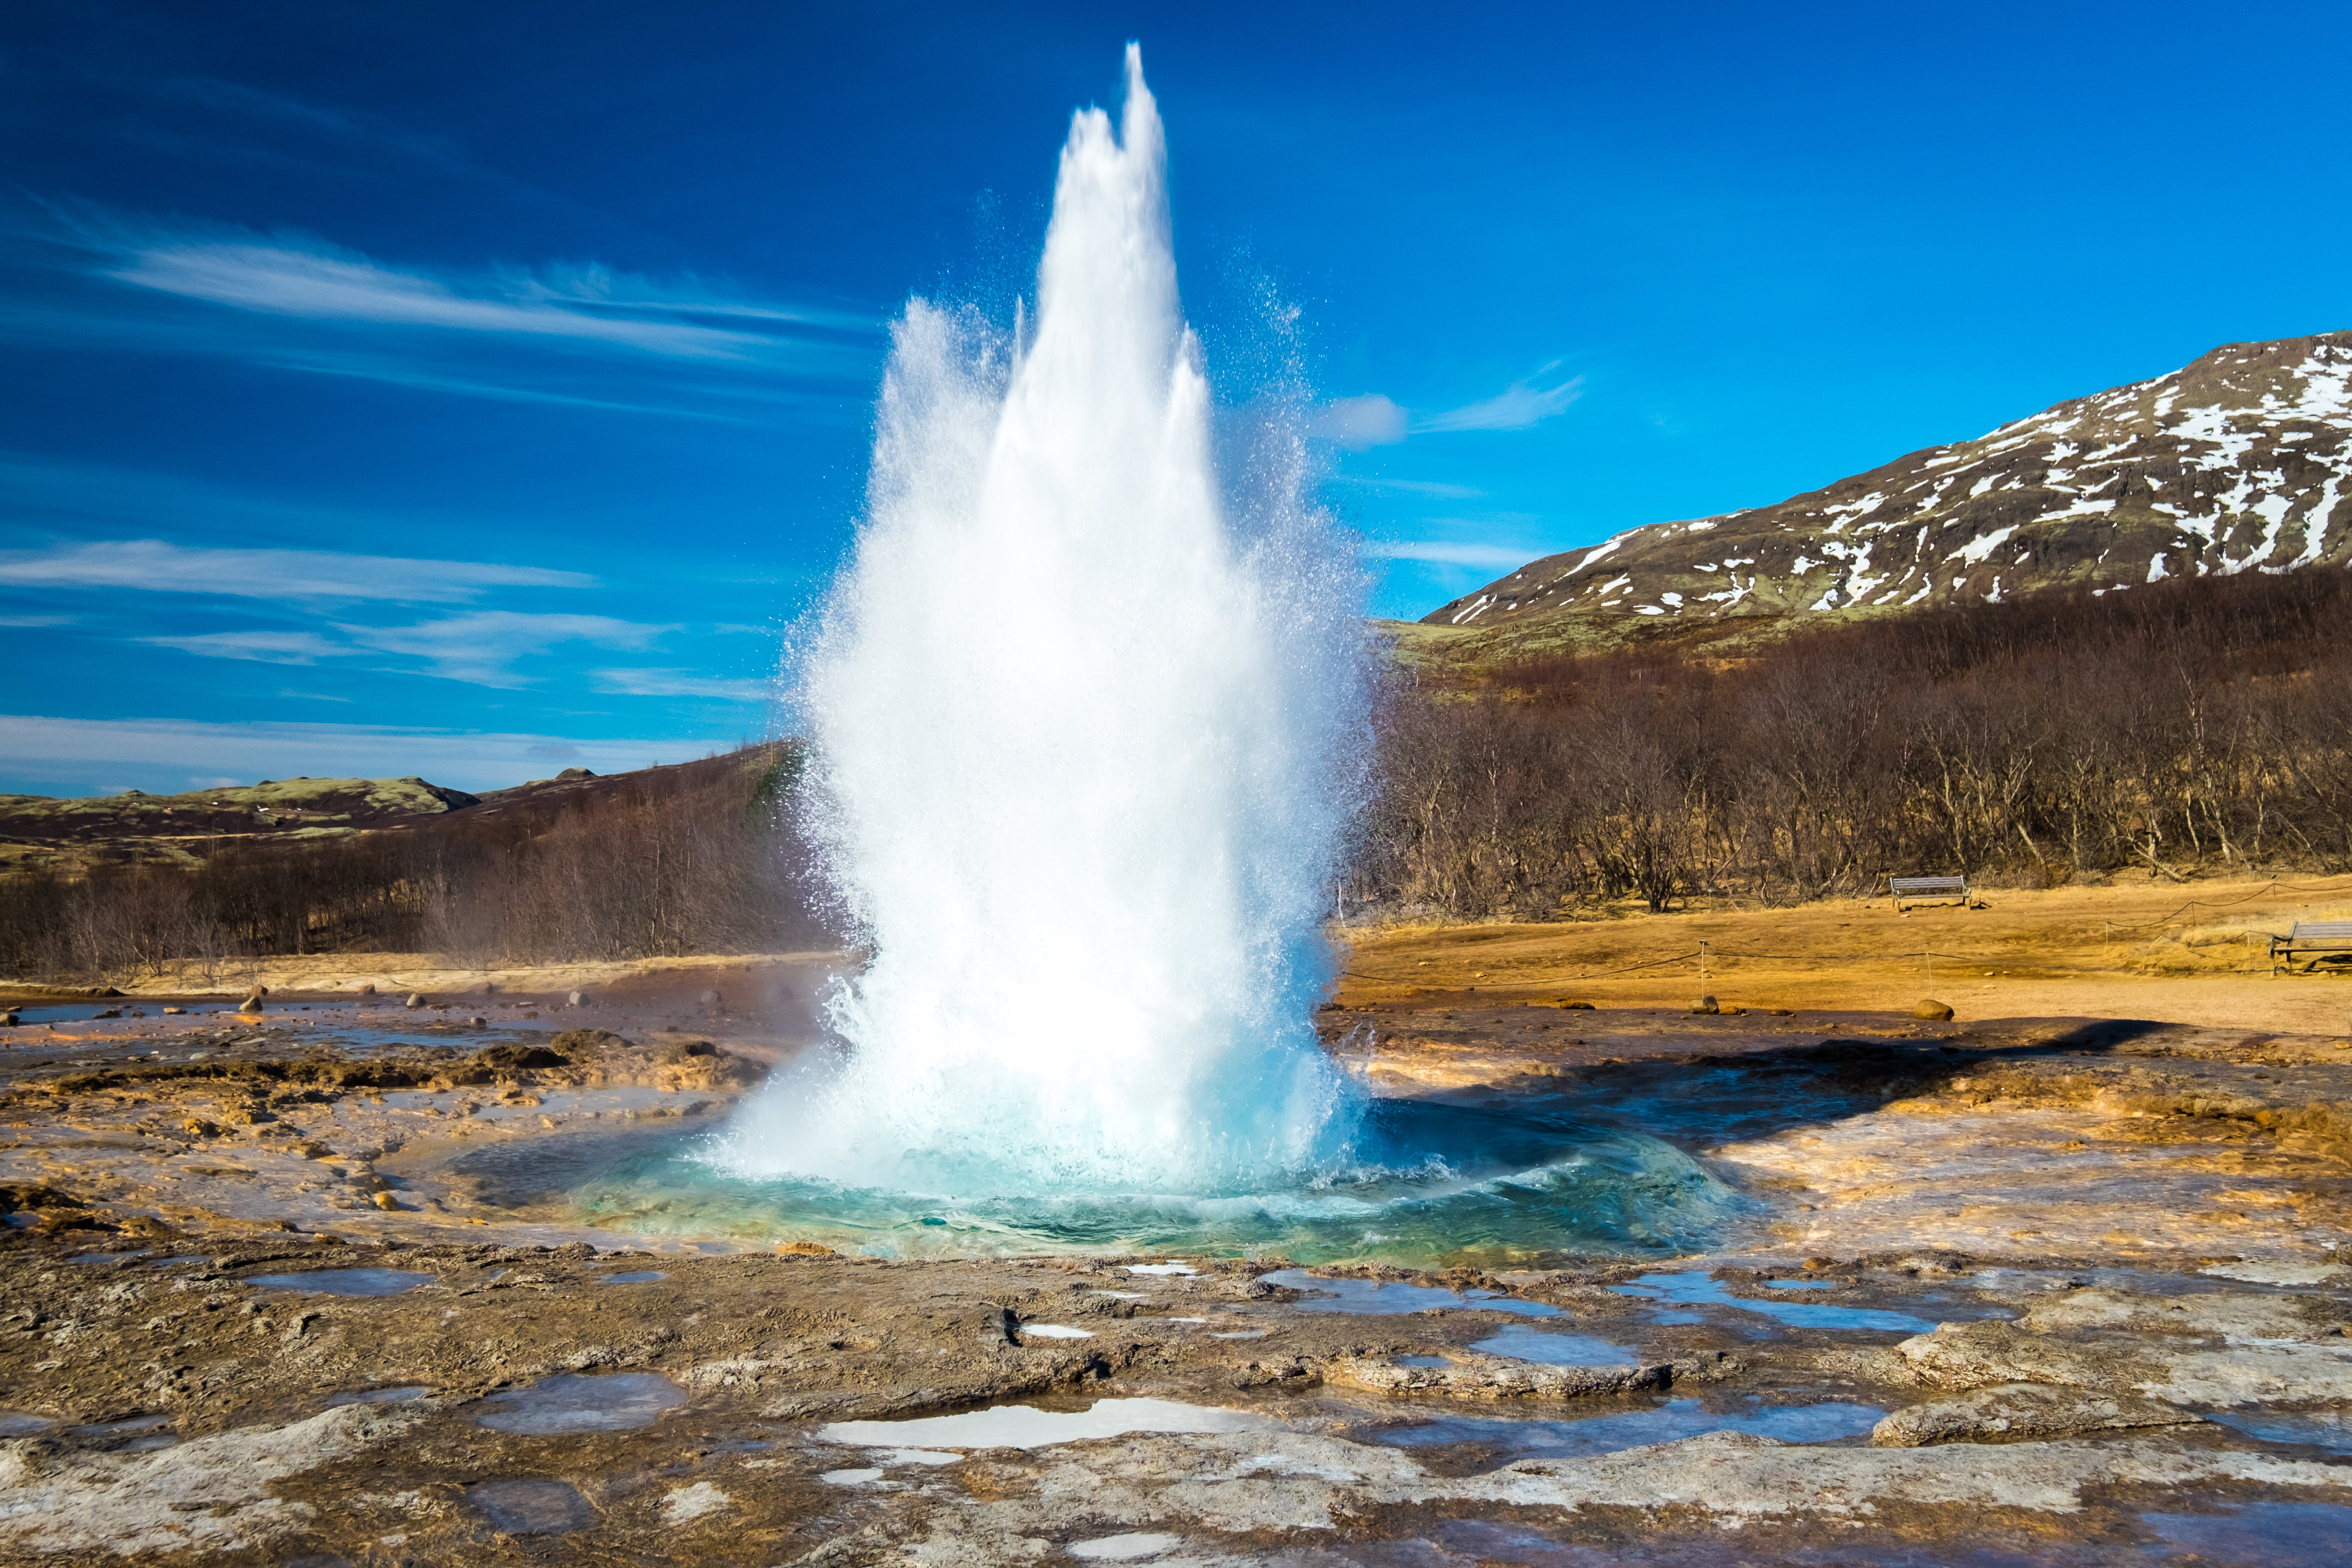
[1335,874,2352,1038]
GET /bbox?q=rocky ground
[3,971,2351,1565]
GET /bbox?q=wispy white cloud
[1360,540,1542,569]
[141,630,347,664]
[5,209,882,416]
[0,713,744,796]
[1415,365,1585,434]
[335,611,671,687]
[1323,474,1487,499]
[108,240,770,360]
[0,613,76,627]
[0,539,593,602]
[590,667,773,702]
[1309,393,1408,450]
[1314,366,1584,448]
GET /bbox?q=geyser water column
[721,46,1373,1198]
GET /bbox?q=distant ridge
[1425,330,2352,630]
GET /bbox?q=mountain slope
[1425,331,2352,629]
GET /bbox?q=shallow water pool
[475,1372,686,1434]
[1362,1396,1885,1459]
[569,1098,1757,1265]
[818,1396,1275,1451]
[245,1267,434,1297]
[1466,1322,1638,1366]
[1614,1272,1937,1333]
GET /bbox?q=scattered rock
[775,1240,836,1257]
[404,993,426,1009]
[661,1039,718,1064]
[356,983,376,996]
[1914,999,1955,1020]
[0,1012,16,1027]
[162,1006,183,1015]
[371,1191,401,1212]
[986,1304,1022,1345]
[1692,995,1719,1015]
[568,991,589,1006]
[93,1006,122,1019]
[1872,1383,2200,1446]
[467,1015,488,1027]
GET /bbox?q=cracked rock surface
[3,999,2352,1563]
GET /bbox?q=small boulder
[0,1012,16,1027]
[1691,995,1718,1015]
[93,1006,122,1019]
[357,983,377,996]
[567,990,589,1006]
[371,1191,402,1212]
[1913,999,1956,1020]
[697,988,723,1008]
[467,1016,488,1027]
[1871,1384,2198,1447]
[475,1043,569,1072]
[775,1240,835,1257]
[162,1006,184,1015]
[404,993,426,1009]
[549,1028,633,1054]
[984,1304,1022,1346]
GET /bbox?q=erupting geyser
[616,47,1742,1259]
[721,47,1373,1196]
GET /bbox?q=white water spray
[722,47,1372,1198]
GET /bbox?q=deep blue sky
[5,1,2349,796]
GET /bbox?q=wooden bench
[1888,874,1970,911]
[2270,919,2352,975]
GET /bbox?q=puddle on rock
[327,1386,433,1407]
[73,1414,177,1451]
[467,1479,597,1534]
[1069,1534,1186,1562]
[1020,1323,1093,1339]
[597,1271,667,1285]
[245,1267,435,1298]
[1124,1263,1197,1276]
[1612,1272,1936,1332]
[67,1250,149,1265]
[2207,1410,2352,1453]
[1261,1270,1561,1317]
[1467,1322,1638,1366]
[2141,1502,2352,1566]
[1361,1396,1885,1460]
[818,1396,1276,1451]
[0,1413,56,1436]
[476,1372,686,1434]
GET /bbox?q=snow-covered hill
[1424,331,2352,628]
